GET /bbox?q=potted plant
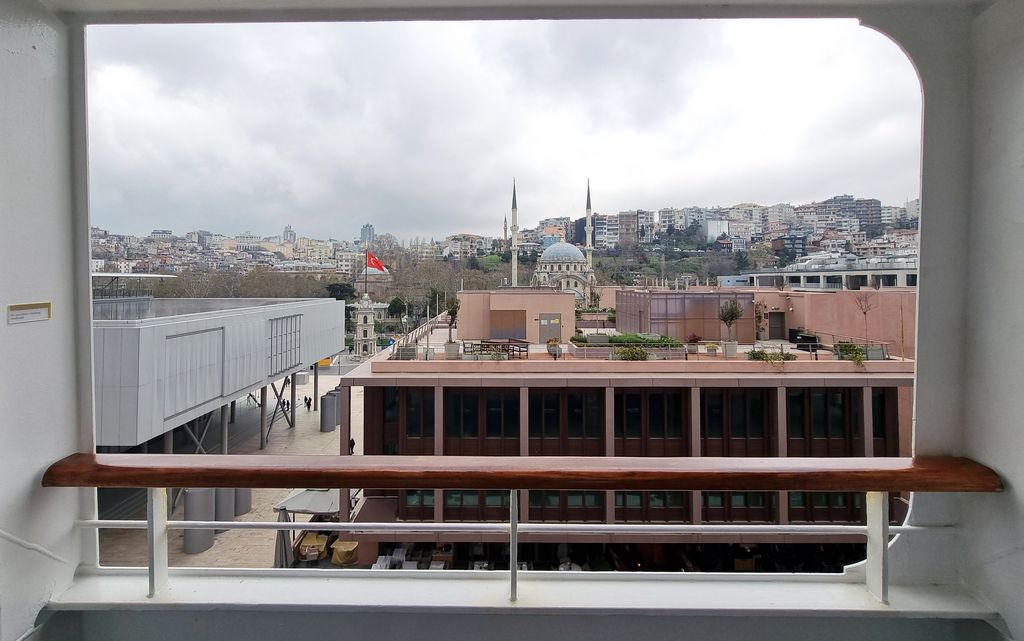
[546,337,561,359]
[705,342,719,356]
[685,333,701,354]
[718,298,744,357]
[754,301,767,341]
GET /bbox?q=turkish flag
[366,251,385,272]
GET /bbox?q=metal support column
[289,375,297,428]
[229,400,236,424]
[259,386,268,450]
[220,404,229,455]
[163,429,173,454]
[313,363,319,411]
[866,491,890,603]
[146,488,168,598]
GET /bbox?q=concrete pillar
[519,387,529,456]
[220,404,229,455]
[434,385,445,523]
[776,387,789,524]
[690,387,702,524]
[863,386,874,457]
[183,488,214,554]
[290,374,297,428]
[163,429,174,454]
[338,387,351,451]
[234,488,252,516]
[214,488,235,532]
[604,386,615,522]
[229,400,236,424]
[313,363,319,411]
[259,385,268,450]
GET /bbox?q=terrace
[4,0,1024,640]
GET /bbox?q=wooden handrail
[42,454,1001,492]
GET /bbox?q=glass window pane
[529,490,543,508]
[445,491,460,507]
[788,390,805,438]
[666,393,682,437]
[851,388,862,437]
[423,392,434,437]
[828,392,845,438]
[625,393,642,438]
[445,392,461,437]
[748,493,766,507]
[813,492,829,507]
[614,392,624,437]
[730,393,747,438]
[486,394,503,438]
[853,493,864,509]
[485,491,505,507]
[462,491,479,507]
[423,491,434,507]
[705,492,723,508]
[567,492,583,507]
[584,391,601,438]
[505,392,519,438]
[789,492,805,508]
[831,493,847,508]
[567,393,584,438]
[648,393,665,438]
[730,493,747,508]
[704,392,723,438]
[666,492,684,508]
[529,393,542,438]
[615,491,625,507]
[544,393,560,438]
[384,387,399,423]
[649,491,665,508]
[545,491,561,507]
[748,392,764,438]
[462,392,479,437]
[811,391,827,438]
[584,492,600,507]
[626,492,642,508]
[406,391,421,438]
[405,492,421,506]
[872,389,886,439]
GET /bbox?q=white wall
[0,1,81,639]
[962,0,1024,637]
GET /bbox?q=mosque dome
[539,242,585,263]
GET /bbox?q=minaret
[511,179,519,287]
[503,214,509,251]
[585,180,594,268]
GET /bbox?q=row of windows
[384,387,895,446]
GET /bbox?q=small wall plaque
[8,302,52,324]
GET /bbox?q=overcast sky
[87,19,921,242]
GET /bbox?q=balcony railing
[43,454,1000,605]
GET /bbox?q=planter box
[444,343,460,359]
[686,344,699,354]
[722,341,738,358]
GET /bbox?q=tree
[388,297,407,317]
[718,298,744,342]
[734,250,751,272]
[853,290,878,341]
[325,282,357,301]
[446,299,460,343]
[465,255,481,270]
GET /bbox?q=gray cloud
[87,19,921,241]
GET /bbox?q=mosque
[509,182,597,302]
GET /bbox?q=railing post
[147,488,169,598]
[509,489,518,603]
[866,490,889,604]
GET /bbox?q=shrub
[685,333,702,344]
[747,347,796,363]
[835,342,866,367]
[609,333,682,347]
[614,345,649,361]
[569,335,588,345]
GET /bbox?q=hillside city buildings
[89,193,920,278]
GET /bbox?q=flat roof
[92,297,320,320]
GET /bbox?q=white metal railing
[84,488,898,605]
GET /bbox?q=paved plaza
[98,362,365,569]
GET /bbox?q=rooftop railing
[43,454,999,604]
